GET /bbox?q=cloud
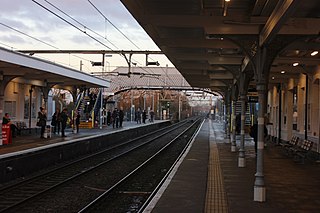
[0,0,171,67]
[0,34,29,44]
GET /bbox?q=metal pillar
[238,95,246,167]
[225,102,231,139]
[231,101,237,152]
[178,93,181,121]
[304,74,308,140]
[29,86,34,133]
[130,90,134,122]
[278,84,282,144]
[254,83,266,202]
[224,103,227,138]
[100,88,103,129]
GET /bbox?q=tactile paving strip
[205,121,228,213]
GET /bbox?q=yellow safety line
[205,121,228,213]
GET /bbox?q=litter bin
[44,125,51,138]
[2,124,12,145]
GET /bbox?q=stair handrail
[90,88,102,125]
[75,91,85,112]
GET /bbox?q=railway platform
[1,118,320,212]
[147,119,320,213]
[0,120,164,157]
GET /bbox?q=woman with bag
[37,107,47,138]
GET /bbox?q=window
[4,101,16,118]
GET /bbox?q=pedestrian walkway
[146,119,320,213]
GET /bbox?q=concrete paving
[149,119,320,213]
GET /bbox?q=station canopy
[121,0,320,95]
[0,47,109,90]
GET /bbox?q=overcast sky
[0,0,172,72]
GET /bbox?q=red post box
[2,124,12,145]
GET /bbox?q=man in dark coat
[250,123,268,154]
[119,107,124,128]
[112,108,119,128]
[60,108,68,137]
[38,107,47,138]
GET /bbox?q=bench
[15,121,31,135]
[290,139,314,164]
[280,136,299,155]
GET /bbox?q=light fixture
[272,76,275,80]
[281,70,286,74]
[225,0,230,2]
[311,51,318,56]
[293,62,299,67]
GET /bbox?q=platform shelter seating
[290,139,314,164]
[280,136,299,155]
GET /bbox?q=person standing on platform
[112,108,119,128]
[135,107,141,124]
[61,108,68,137]
[2,113,20,138]
[75,112,80,133]
[37,107,47,139]
[107,109,111,126]
[249,122,268,155]
[149,109,154,122]
[51,109,61,134]
[119,107,124,128]
[142,110,147,124]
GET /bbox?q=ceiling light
[311,51,318,56]
[293,62,299,67]
[225,0,230,2]
[272,76,275,80]
[281,70,285,74]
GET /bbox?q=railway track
[0,117,202,212]
[78,117,202,213]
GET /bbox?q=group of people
[38,107,72,138]
[2,106,156,140]
[109,107,124,129]
[135,108,155,124]
[105,107,155,128]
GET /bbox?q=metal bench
[290,139,314,164]
[280,136,299,155]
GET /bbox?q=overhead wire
[87,0,160,75]
[0,22,59,50]
[32,0,165,77]
[33,0,141,68]
[87,0,140,50]
[0,40,16,50]
[43,0,119,50]
[0,22,93,64]
[32,0,113,51]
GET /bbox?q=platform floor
[147,119,320,213]
[1,119,320,212]
[0,120,160,157]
